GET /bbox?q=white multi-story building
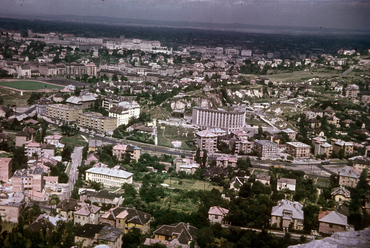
[104,95,140,126]
[192,105,246,132]
[86,166,133,188]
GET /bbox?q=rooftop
[86,167,133,179]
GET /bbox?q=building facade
[85,167,133,188]
[271,200,304,231]
[208,206,229,224]
[78,112,117,133]
[319,211,349,235]
[253,140,278,158]
[112,143,141,162]
[0,158,12,183]
[338,166,360,188]
[331,139,354,157]
[286,142,311,158]
[192,105,246,132]
[46,104,83,122]
[194,130,218,153]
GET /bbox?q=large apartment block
[78,112,117,133]
[192,105,246,132]
[46,104,83,122]
[286,142,311,158]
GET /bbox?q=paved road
[342,65,355,75]
[67,146,83,198]
[80,131,194,157]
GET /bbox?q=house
[270,199,304,231]
[0,106,12,118]
[29,190,48,202]
[80,190,124,206]
[101,206,151,234]
[277,178,296,191]
[112,143,141,162]
[318,211,349,235]
[86,153,100,166]
[88,139,103,152]
[175,158,200,174]
[344,84,360,98]
[96,226,124,248]
[74,224,105,248]
[0,158,12,183]
[15,126,36,147]
[56,198,80,220]
[331,186,351,204]
[66,94,96,109]
[151,222,198,247]
[230,176,249,190]
[216,155,237,168]
[74,204,101,225]
[208,206,229,224]
[44,134,65,149]
[253,140,278,159]
[338,166,360,188]
[351,157,370,180]
[255,174,271,185]
[27,213,67,237]
[281,128,297,141]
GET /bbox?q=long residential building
[192,105,246,132]
[46,104,83,122]
[78,112,117,133]
[85,166,133,188]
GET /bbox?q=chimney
[187,223,190,230]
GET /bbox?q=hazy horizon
[1,0,369,33]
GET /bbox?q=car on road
[321,160,330,165]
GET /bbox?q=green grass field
[61,135,88,147]
[163,178,223,192]
[0,80,63,90]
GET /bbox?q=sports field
[0,80,63,91]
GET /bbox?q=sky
[0,0,369,31]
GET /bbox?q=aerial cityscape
[0,0,369,247]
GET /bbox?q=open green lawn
[0,80,63,90]
[316,177,330,188]
[163,178,223,191]
[152,189,199,213]
[157,125,196,150]
[62,135,87,147]
[0,222,17,233]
